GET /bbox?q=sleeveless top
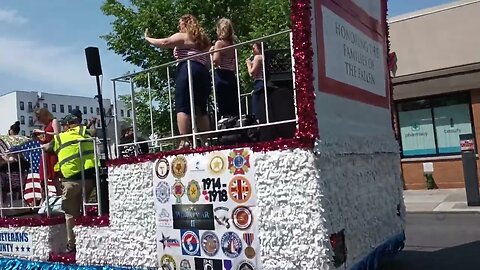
[216,41,236,71]
[174,47,208,66]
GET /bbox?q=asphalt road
[379,212,480,270]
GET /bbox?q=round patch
[201,231,219,256]
[180,259,191,270]
[244,246,256,259]
[182,231,200,256]
[187,180,201,203]
[228,176,252,204]
[160,254,177,270]
[237,261,254,270]
[228,149,251,175]
[232,206,253,230]
[155,181,170,204]
[209,154,226,174]
[155,158,169,179]
[221,232,242,258]
[172,180,185,203]
[172,156,187,178]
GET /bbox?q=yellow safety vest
[53,126,96,179]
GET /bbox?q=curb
[406,210,480,214]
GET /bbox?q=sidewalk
[404,188,480,213]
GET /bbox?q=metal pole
[7,162,13,208]
[112,80,120,158]
[167,68,174,138]
[234,48,243,124]
[17,154,25,207]
[289,32,298,123]
[129,78,139,155]
[78,142,86,216]
[187,60,197,148]
[96,75,109,161]
[210,55,219,128]
[41,150,51,216]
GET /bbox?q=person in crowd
[118,126,149,157]
[8,121,21,136]
[71,109,97,136]
[209,18,239,118]
[41,114,96,253]
[246,42,265,121]
[144,14,211,149]
[32,108,61,195]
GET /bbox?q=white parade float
[0,0,405,269]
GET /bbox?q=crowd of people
[144,15,265,149]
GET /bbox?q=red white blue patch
[181,229,201,256]
[221,232,243,258]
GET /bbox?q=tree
[101,0,290,136]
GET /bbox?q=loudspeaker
[85,47,103,76]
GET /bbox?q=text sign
[0,231,33,256]
[172,204,215,230]
[461,139,475,152]
[322,6,386,97]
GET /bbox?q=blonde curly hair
[216,18,235,43]
[180,14,210,51]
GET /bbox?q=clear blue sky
[0,0,456,98]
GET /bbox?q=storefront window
[397,93,473,157]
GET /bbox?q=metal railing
[111,30,297,155]
[0,139,103,218]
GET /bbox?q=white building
[0,90,130,137]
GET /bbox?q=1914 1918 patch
[201,231,219,256]
[221,232,242,258]
[228,176,252,204]
[155,181,170,204]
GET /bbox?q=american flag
[10,140,56,206]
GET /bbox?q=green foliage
[101,0,291,136]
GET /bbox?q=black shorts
[65,168,96,181]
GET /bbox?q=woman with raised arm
[145,14,211,149]
[32,108,61,195]
[210,18,239,118]
[246,42,265,121]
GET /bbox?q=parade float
[0,0,405,269]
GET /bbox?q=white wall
[0,92,19,135]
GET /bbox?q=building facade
[389,0,480,189]
[0,90,129,137]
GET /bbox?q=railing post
[261,41,270,124]
[7,161,13,208]
[167,67,175,138]
[210,54,219,129]
[289,32,299,124]
[17,154,25,208]
[41,150,51,217]
[234,49,243,126]
[187,60,197,148]
[78,142,87,217]
[129,77,139,155]
[147,72,155,138]
[93,140,102,216]
[112,80,120,158]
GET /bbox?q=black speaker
[85,47,103,76]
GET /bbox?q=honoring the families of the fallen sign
[153,148,259,269]
[0,231,33,256]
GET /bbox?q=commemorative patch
[223,260,233,270]
[194,258,223,270]
[209,153,226,174]
[155,158,169,179]
[228,176,252,204]
[187,180,201,203]
[160,254,176,270]
[214,206,231,229]
[181,229,201,256]
[232,206,253,230]
[180,259,192,270]
[228,149,250,175]
[236,261,255,270]
[157,208,172,227]
[172,155,187,178]
[159,233,180,250]
[221,232,242,258]
[172,179,185,203]
[155,181,170,204]
[243,233,255,259]
[201,231,219,257]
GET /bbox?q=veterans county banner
[153,148,259,270]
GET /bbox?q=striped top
[174,47,208,66]
[216,41,236,71]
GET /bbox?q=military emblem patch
[201,231,219,257]
[155,181,170,204]
[160,254,176,270]
[228,176,252,204]
[181,230,201,256]
[180,259,192,270]
[187,180,201,203]
[172,179,185,203]
[221,232,242,258]
[172,155,187,178]
[155,158,169,179]
[209,153,226,174]
[232,206,253,230]
[236,261,255,270]
[228,149,250,175]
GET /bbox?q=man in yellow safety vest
[42,113,96,253]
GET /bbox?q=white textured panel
[0,224,66,261]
